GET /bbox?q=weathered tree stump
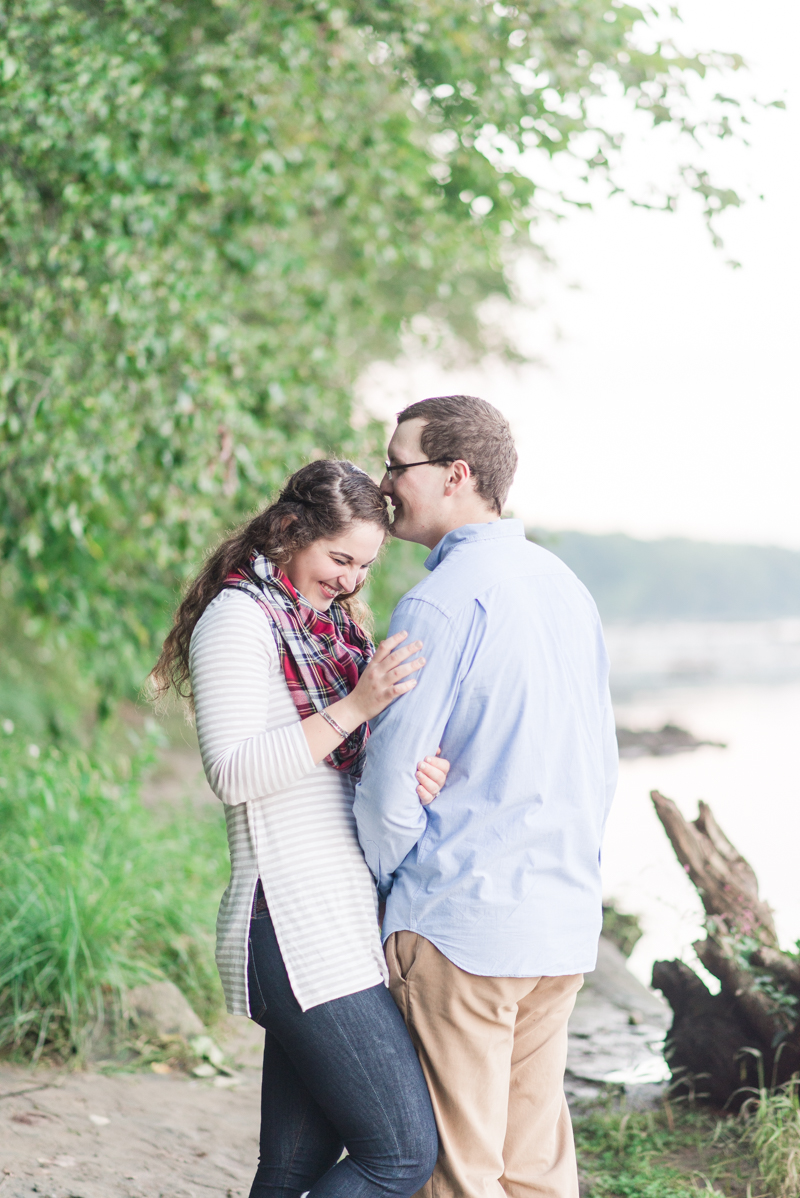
[650,790,800,1107]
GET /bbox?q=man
[353,395,618,1198]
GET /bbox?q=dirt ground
[0,1019,266,1198]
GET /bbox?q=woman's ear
[279,513,297,533]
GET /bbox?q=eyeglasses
[383,457,453,480]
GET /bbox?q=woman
[152,460,447,1198]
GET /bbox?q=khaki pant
[386,932,582,1198]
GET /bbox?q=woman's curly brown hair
[151,459,390,703]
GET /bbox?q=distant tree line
[542,531,800,621]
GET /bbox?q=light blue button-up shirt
[353,519,618,978]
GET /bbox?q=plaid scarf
[224,553,373,776]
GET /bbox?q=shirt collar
[424,519,526,571]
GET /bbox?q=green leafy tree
[0,0,745,696]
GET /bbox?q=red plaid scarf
[225,553,373,776]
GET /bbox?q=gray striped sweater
[189,588,387,1015]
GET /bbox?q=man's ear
[443,459,472,495]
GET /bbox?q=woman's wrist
[329,694,369,733]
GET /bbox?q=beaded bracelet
[320,708,349,741]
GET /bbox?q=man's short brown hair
[397,395,517,514]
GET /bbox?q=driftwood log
[650,790,800,1107]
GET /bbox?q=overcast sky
[359,0,800,549]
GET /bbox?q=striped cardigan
[189,589,387,1015]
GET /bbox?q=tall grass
[741,1077,800,1198]
[0,728,228,1061]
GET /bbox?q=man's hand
[416,747,450,806]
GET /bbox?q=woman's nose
[338,567,359,591]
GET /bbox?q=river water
[602,618,800,992]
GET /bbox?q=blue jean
[246,906,438,1198]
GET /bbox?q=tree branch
[650,790,777,942]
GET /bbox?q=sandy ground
[0,1019,266,1198]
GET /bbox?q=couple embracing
[153,395,618,1198]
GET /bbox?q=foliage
[0,727,227,1060]
[574,1098,754,1197]
[602,901,643,959]
[0,0,747,695]
[740,1076,800,1198]
[707,920,800,1030]
[364,535,429,640]
[0,593,98,740]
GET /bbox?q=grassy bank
[0,725,228,1062]
[574,1099,759,1197]
[575,1086,800,1197]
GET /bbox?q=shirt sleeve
[190,590,316,806]
[353,596,462,897]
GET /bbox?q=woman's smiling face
[283,520,385,611]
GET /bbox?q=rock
[616,723,726,758]
[567,937,671,1091]
[126,981,205,1039]
[190,1034,225,1067]
[584,936,669,1021]
[192,1062,218,1078]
